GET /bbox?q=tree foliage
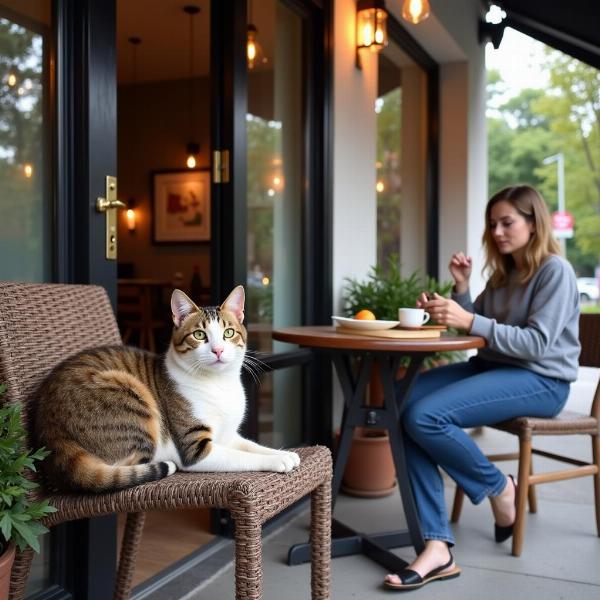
[488,51,600,273]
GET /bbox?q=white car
[576,277,599,302]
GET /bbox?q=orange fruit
[355,309,376,320]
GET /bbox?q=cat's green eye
[192,330,206,341]
[223,328,235,339]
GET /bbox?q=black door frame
[40,1,120,599]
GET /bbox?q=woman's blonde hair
[482,185,560,288]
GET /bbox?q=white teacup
[398,308,430,327]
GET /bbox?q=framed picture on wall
[152,169,211,243]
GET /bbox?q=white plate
[331,316,400,331]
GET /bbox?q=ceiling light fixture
[184,5,200,169]
[247,0,265,70]
[401,0,430,25]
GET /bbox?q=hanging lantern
[356,0,388,53]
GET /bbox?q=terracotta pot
[0,543,15,600]
[368,363,407,407]
[338,427,397,497]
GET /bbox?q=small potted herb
[0,384,56,596]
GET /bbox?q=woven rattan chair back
[0,281,332,600]
[451,312,600,557]
[0,282,121,417]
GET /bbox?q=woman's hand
[420,293,475,331]
[449,252,472,294]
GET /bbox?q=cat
[33,286,300,493]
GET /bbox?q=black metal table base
[288,518,411,572]
[288,350,430,571]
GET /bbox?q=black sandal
[384,552,461,591]
[495,474,517,543]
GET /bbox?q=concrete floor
[186,368,600,600]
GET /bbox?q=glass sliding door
[0,1,52,284]
[246,0,304,447]
[0,2,53,594]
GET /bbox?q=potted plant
[0,384,56,598]
[338,256,457,497]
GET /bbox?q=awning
[493,1,600,69]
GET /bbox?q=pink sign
[552,211,574,230]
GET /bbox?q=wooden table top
[272,326,485,353]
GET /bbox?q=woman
[384,185,580,591]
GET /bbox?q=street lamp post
[543,152,566,256]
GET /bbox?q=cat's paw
[280,450,300,468]
[265,453,297,473]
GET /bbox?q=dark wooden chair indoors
[117,280,168,353]
[0,282,332,600]
[451,313,600,556]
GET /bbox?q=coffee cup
[398,308,430,327]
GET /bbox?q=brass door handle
[96,175,125,212]
[96,197,126,212]
[96,176,124,260]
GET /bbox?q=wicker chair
[451,313,600,556]
[0,282,332,600]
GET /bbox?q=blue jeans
[400,357,569,546]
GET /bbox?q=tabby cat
[33,286,300,493]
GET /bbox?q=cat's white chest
[178,378,246,443]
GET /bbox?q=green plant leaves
[342,255,453,321]
[341,256,465,368]
[0,389,55,554]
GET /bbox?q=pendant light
[401,0,430,25]
[247,0,265,70]
[184,5,200,169]
[126,36,141,233]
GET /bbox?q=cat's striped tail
[51,445,177,493]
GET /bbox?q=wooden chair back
[578,313,600,420]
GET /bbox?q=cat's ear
[171,289,198,327]
[221,285,245,323]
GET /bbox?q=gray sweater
[452,255,580,382]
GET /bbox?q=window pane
[0,1,53,593]
[0,2,52,283]
[376,45,428,273]
[246,0,304,446]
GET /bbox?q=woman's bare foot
[384,540,455,586]
[490,474,516,527]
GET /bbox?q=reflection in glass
[0,3,52,592]
[376,65,402,267]
[0,9,51,282]
[246,0,303,447]
[376,46,428,273]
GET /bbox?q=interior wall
[117,76,211,290]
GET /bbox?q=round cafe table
[272,325,485,573]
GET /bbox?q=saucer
[331,316,400,331]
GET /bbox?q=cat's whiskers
[241,360,263,385]
[241,353,270,386]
